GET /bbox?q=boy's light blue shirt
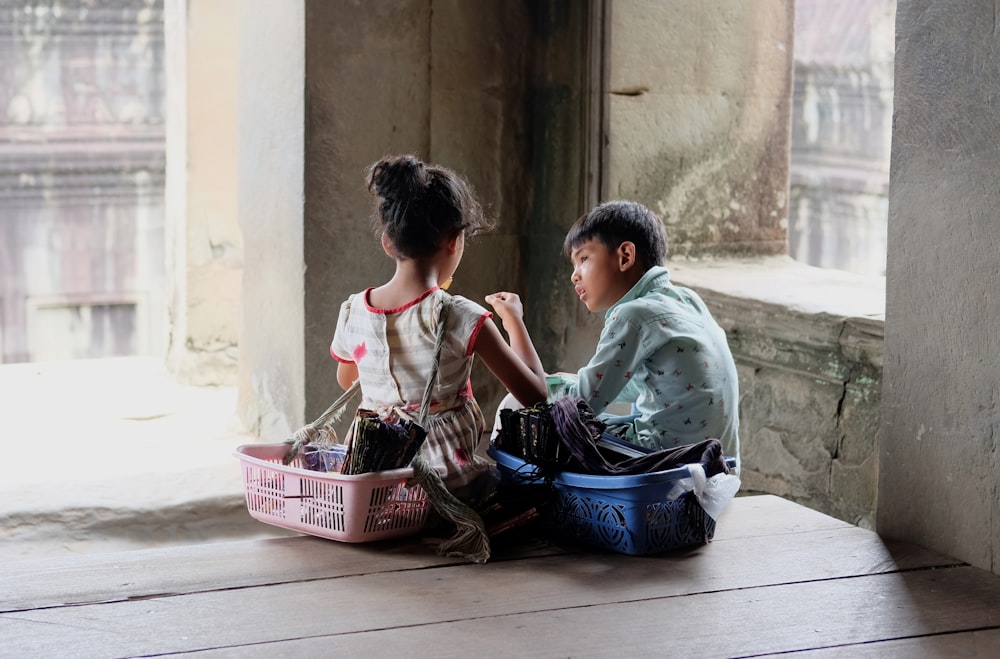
[553,266,740,466]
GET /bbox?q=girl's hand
[476,293,547,405]
[485,291,525,324]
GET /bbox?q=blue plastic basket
[488,445,731,556]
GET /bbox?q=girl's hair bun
[365,153,492,259]
[368,154,428,202]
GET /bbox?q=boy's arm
[568,313,649,413]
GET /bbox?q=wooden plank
[713,494,854,540]
[118,566,1000,659]
[192,629,1000,659]
[0,529,966,657]
[0,532,565,613]
[0,535,448,612]
[0,494,840,612]
[754,627,1000,658]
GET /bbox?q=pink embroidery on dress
[352,342,368,362]
[453,447,471,466]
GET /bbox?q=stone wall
[300,0,541,424]
[234,1,306,439]
[673,258,884,528]
[165,0,241,386]
[880,0,1000,575]
[730,305,882,527]
[604,0,792,258]
[542,0,796,377]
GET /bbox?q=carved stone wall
[673,259,884,528]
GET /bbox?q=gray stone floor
[0,357,294,562]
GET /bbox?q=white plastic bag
[666,463,741,521]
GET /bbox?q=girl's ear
[380,232,395,257]
[445,231,462,255]
[617,241,638,272]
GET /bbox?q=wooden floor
[3,494,1000,658]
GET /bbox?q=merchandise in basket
[488,445,736,556]
[236,443,431,543]
[495,403,567,468]
[302,444,347,473]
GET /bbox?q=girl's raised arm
[476,292,547,406]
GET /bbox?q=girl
[330,154,548,499]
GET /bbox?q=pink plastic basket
[235,443,432,542]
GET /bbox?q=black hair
[563,200,668,270]
[366,154,492,259]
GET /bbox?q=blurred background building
[788,0,895,276]
[0,0,165,363]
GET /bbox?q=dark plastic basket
[488,445,732,555]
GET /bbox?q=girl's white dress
[330,286,493,491]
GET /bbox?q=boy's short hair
[563,200,668,270]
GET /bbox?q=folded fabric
[548,396,730,478]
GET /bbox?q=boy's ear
[616,241,638,272]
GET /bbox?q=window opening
[788,0,895,276]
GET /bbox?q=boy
[489,200,740,469]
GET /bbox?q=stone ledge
[671,256,884,529]
[670,255,885,321]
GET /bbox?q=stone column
[879,0,1000,575]
[235,2,306,439]
[548,0,796,372]
[604,0,793,258]
[301,1,533,423]
[164,0,241,385]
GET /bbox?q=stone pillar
[547,0,796,373]
[301,1,430,424]
[164,0,241,385]
[605,0,793,258]
[301,1,533,423]
[879,1,1000,575]
[235,2,306,439]
[523,1,604,373]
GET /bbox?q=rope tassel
[410,455,491,564]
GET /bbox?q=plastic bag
[666,463,741,521]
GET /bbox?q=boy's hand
[485,291,525,324]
